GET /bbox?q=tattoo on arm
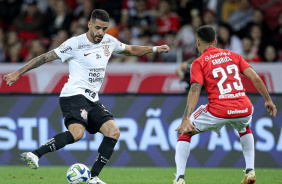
[182,83,202,120]
[183,105,194,120]
[183,105,189,120]
[188,108,194,117]
[18,51,59,76]
[190,83,202,92]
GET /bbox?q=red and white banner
[0,63,281,94]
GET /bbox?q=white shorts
[190,104,253,134]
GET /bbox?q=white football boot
[21,152,39,169]
[89,176,107,184]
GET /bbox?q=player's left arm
[176,82,202,135]
[243,67,277,117]
[238,54,277,117]
[119,44,170,56]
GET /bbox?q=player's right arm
[175,60,203,135]
[243,67,277,117]
[176,82,201,135]
[3,50,59,86]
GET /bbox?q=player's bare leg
[68,123,86,142]
[89,120,120,184]
[21,123,83,169]
[239,126,256,184]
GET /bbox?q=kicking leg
[22,123,83,169]
[90,120,120,184]
[239,126,256,184]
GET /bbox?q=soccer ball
[66,163,91,184]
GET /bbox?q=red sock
[239,126,252,137]
[177,133,191,142]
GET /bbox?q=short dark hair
[90,9,110,22]
[196,25,215,43]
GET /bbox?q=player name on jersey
[211,56,232,65]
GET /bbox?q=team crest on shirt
[80,109,88,120]
[103,45,110,56]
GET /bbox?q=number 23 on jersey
[212,64,244,95]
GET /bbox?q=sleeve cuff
[53,49,64,62]
[190,80,203,85]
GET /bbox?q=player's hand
[157,45,170,53]
[175,119,196,136]
[178,72,185,81]
[3,71,20,86]
[265,101,277,118]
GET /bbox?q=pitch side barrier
[1,63,282,94]
[0,94,281,168]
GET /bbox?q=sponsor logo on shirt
[205,52,231,61]
[88,68,105,85]
[85,89,96,99]
[103,45,110,56]
[90,68,105,72]
[219,92,245,99]
[78,44,90,49]
[60,46,72,53]
[101,40,111,44]
[211,56,232,65]
[227,108,248,115]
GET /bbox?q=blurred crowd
[0,0,281,64]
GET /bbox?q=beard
[90,31,103,44]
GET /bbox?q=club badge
[103,45,110,57]
[80,109,88,120]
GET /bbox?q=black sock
[245,168,253,174]
[32,131,74,158]
[91,136,117,177]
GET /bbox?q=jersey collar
[203,46,216,53]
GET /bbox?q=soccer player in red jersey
[173,25,277,184]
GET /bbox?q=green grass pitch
[0,166,281,184]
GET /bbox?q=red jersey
[190,47,253,118]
